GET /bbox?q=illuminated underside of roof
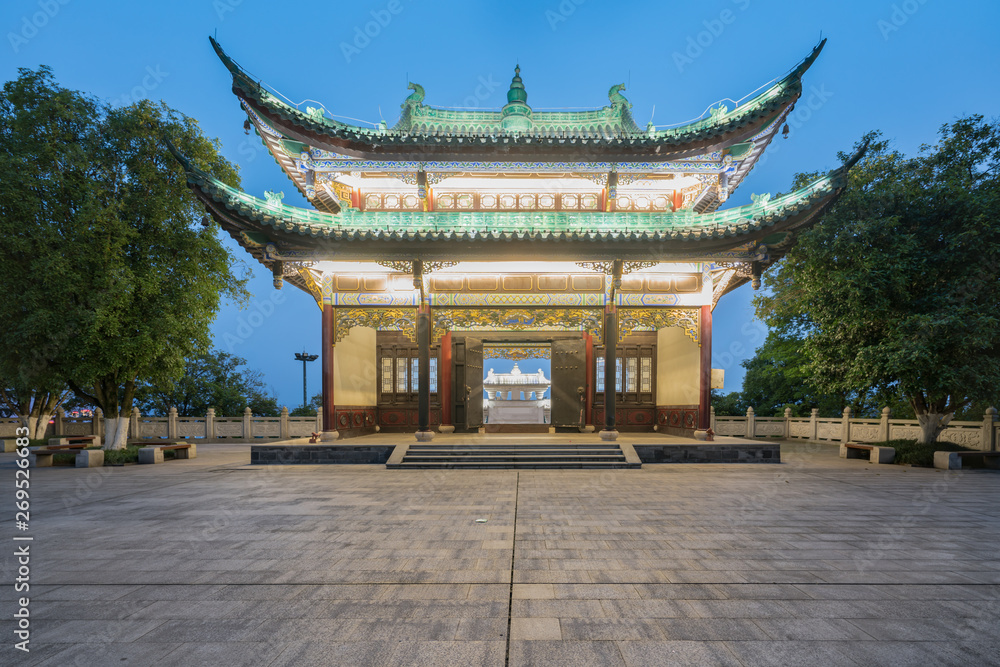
[170,140,865,291]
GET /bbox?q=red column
[440,331,452,427]
[417,304,431,433]
[584,332,594,427]
[603,304,618,433]
[698,304,713,433]
[321,304,335,433]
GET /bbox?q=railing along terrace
[0,406,324,443]
[708,406,998,451]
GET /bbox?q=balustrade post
[810,408,819,441]
[94,408,103,440]
[880,406,891,442]
[167,407,178,439]
[130,407,140,441]
[983,407,997,452]
[746,406,755,439]
[55,407,65,436]
[206,407,215,442]
[243,407,253,441]
[841,406,852,443]
[710,405,717,433]
[280,406,290,440]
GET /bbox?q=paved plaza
[2,438,999,666]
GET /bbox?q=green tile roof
[170,138,862,247]
[211,37,824,156]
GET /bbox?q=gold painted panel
[571,275,604,291]
[336,275,360,291]
[674,276,701,293]
[647,276,673,292]
[431,276,464,292]
[502,276,533,291]
[468,276,500,291]
[537,275,569,291]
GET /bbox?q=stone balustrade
[711,406,998,451]
[0,407,323,443]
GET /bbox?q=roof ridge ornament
[403,82,425,107]
[501,64,532,133]
[609,83,631,110]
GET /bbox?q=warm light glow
[621,175,702,191]
[308,260,705,276]
[434,176,601,193]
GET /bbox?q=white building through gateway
[483,363,552,425]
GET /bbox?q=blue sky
[4,0,998,409]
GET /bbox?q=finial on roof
[507,64,527,104]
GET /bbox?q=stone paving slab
[0,440,998,665]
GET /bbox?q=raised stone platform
[633,442,781,464]
[250,435,780,466]
[250,444,394,465]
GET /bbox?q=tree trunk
[915,410,953,444]
[103,416,130,450]
[33,411,53,440]
[22,415,38,441]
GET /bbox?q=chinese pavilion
[171,37,862,442]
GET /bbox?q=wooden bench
[29,444,104,468]
[934,450,1000,470]
[840,442,895,464]
[138,441,196,464]
[49,435,101,448]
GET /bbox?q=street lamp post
[294,351,319,411]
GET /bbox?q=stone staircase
[387,442,641,469]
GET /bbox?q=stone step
[387,461,640,469]
[403,454,627,462]
[405,445,621,451]
[396,442,637,469]
[405,447,621,454]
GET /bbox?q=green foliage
[290,393,323,417]
[0,66,250,430]
[715,331,910,418]
[710,389,746,416]
[739,332,839,417]
[102,446,141,465]
[886,439,966,467]
[754,117,1000,440]
[134,349,279,417]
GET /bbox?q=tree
[0,67,98,440]
[0,383,69,440]
[0,67,250,449]
[290,392,323,417]
[710,389,746,417]
[134,349,279,417]
[739,332,831,417]
[755,118,1000,443]
[738,331,906,418]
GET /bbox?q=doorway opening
[483,345,552,425]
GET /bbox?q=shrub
[103,446,142,465]
[886,439,966,467]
